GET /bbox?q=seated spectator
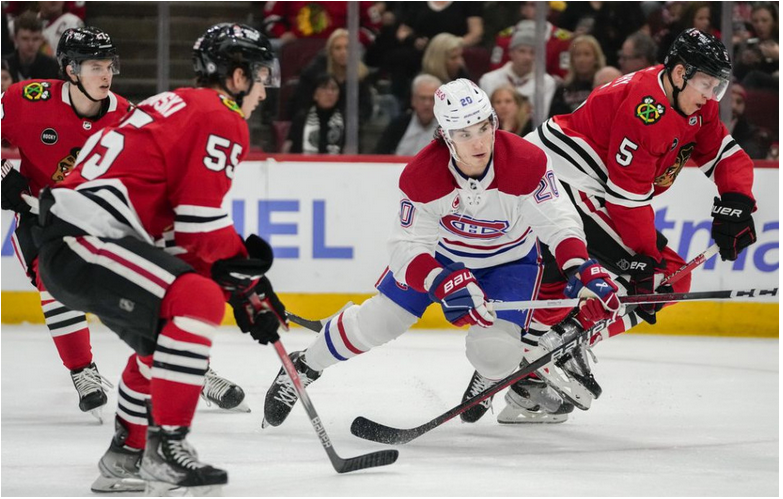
[488,5,573,79]
[593,65,622,88]
[375,1,482,103]
[5,11,59,81]
[289,28,373,123]
[479,20,557,117]
[284,74,345,154]
[735,3,778,89]
[375,73,441,155]
[549,35,606,115]
[618,31,657,74]
[421,33,469,83]
[490,85,532,137]
[729,84,771,160]
[262,1,381,46]
[657,2,719,62]
[557,1,645,67]
[2,59,13,91]
[38,1,84,56]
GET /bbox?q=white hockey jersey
[388,130,590,292]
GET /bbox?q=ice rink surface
[1,324,778,497]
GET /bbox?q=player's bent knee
[162,273,226,326]
[465,320,525,380]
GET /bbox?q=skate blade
[261,417,270,429]
[89,407,105,424]
[223,401,251,413]
[91,474,146,493]
[145,481,224,497]
[497,410,569,424]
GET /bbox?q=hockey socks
[40,291,93,370]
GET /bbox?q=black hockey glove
[1,162,31,214]
[627,254,670,325]
[229,276,287,345]
[211,234,274,293]
[711,193,756,262]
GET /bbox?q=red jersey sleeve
[602,91,666,259]
[691,104,755,201]
[167,108,249,276]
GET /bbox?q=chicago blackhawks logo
[295,3,331,36]
[22,81,51,101]
[635,96,665,125]
[52,147,82,182]
[655,142,695,187]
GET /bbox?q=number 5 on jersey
[615,137,639,167]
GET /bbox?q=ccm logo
[712,206,743,218]
[443,270,471,293]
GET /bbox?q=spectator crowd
[2,1,779,159]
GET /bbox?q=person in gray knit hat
[479,20,557,117]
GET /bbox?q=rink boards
[2,156,778,337]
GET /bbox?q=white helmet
[433,78,497,161]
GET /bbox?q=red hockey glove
[565,259,622,323]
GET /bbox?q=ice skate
[201,367,250,412]
[91,419,145,493]
[459,370,496,423]
[262,351,321,428]
[70,362,113,423]
[497,377,574,424]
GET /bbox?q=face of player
[15,29,43,61]
[450,119,494,176]
[73,59,115,99]
[240,70,267,119]
[676,69,724,115]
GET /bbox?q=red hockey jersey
[540,65,754,259]
[1,79,131,196]
[51,87,250,275]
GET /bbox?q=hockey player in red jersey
[513,28,758,419]
[34,24,285,494]
[1,26,130,421]
[262,78,622,429]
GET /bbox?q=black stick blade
[336,449,400,473]
[286,312,323,332]
[351,417,427,445]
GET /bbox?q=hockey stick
[286,311,324,332]
[348,245,716,445]
[246,294,399,473]
[491,286,778,311]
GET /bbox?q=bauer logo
[40,128,58,145]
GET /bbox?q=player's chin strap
[70,75,102,103]
[666,70,689,118]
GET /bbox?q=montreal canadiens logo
[440,214,508,239]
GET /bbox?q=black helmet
[664,28,731,99]
[193,23,279,89]
[56,26,119,75]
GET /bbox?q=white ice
[1,324,778,496]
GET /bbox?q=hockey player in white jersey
[263,78,621,428]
